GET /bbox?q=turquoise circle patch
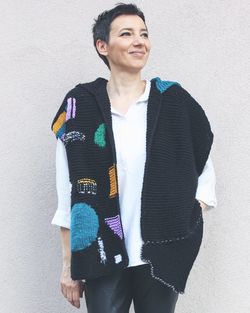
[70,202,99,251]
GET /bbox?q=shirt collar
[136,79,151,103]
[110,79,151,115]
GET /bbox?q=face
[97,14,151,72]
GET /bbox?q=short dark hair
[92,2,147,70]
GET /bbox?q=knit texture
[51,77,214,294]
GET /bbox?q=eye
[121,32,131,36]
[141,33,149,38]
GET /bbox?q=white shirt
[51,79,217,267]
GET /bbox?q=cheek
[109,42,129,55]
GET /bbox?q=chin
[126,64,145,72]
[128,62,147,71]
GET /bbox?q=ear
[96,39,108,56]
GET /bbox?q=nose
[132,34,145,45]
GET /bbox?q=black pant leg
[131,264,179,313]
[84,267,133,313]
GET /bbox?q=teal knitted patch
[70,202,99,252]
[153,77,181,93]
[94,123,106,148]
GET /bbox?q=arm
[59,226,85,308]
[195,152,217,210]
[60,227,71,268]
[51,139,72,228]
[51,139,85,307]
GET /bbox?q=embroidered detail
[64,131,85,146]
[154,77,181,93]
[97,237,107,264]
[140,253,183,294]
[108,164,118,198]
[94,123,106,148]
[143,212,203,244]
[77,178,97,195]
[139,213,203,294]
[52,111,66,142]
[66,97,76,121]
[70,202,99,252]
[104,215,123,240]
[114,254,122,264]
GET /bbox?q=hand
[60,265,86,309]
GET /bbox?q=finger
[66,286,73,303]
[60,283,67,298]
[67,295,75,307]
[72,288,80,308]
[72,299,80,308]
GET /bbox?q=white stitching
[140,255,184,294]
[143,212,203,245]
[140,212,203,294]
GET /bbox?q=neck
[107,71,145,99]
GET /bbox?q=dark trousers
[84,263,179,313]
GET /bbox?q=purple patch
[66,97,76,121]
[72,97,76,118]
[104,215,123,240]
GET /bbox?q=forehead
[110,14,147,33]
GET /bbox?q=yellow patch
[109,164,118,198]
[52,111,66,134]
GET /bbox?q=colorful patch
[154,77,181,93]
[77,178,97,195]
[108,164,118,198]
[114,254,122,264]
[97,237,107,264]
[52,111,66,141]
[70,202,99,252]
[66,97,76,121]
[64,131,85,146]
[104,215,123,240]
[94,123,106,148]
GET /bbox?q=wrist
[62,263,71,270]
[198,200,207,209]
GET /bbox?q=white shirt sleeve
[51,139,72,229]
[195,152,217,210]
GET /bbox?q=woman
[51,3,217,312]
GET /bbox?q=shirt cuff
[196,197,217,210]
[51,209,71,229]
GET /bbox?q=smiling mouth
[129,52,146,56]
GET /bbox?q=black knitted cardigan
[51,76,214,294]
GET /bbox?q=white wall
[1,1,249,312]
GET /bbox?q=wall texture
[1,0,250,312]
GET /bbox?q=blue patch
[153,77,181,93]
[70,202,99,252]
[56,124,66,141]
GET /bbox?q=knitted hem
[140,211,203,295]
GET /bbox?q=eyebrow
[119,27,148,32]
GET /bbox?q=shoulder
[152,77,211,121]
[151,76,200,103]
[62,76,103,99]
[175,84,208,117]
[50,78,100,141]
[50,84,82,140]
[151,76,182,94]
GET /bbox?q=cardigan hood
[51,76,214,294]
